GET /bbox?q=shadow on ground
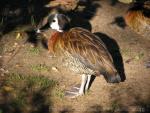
[0,91,50,113]
[0,74,56,113]
[94,32,126,82]
[84,101,150,113]
[111,16,127,29]
[84,105,103,113]
[109,89,150,113]
[66,0,101,31]
[59,106,74,113]
[0,0,51,34]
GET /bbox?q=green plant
[121,48,132,56]
[31,15,36,26]
[28,47,40,55]
[111,101,120,112]
[6,73,57,89]
[134,52,144,60]
[31,64,49,72]
[54,88,65,99]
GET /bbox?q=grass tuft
[121,48,132,56]
[5,73,57,89]
[54,88,65,99]
[31,64,49,72]
[28,47,40,55]
[31,15,36,27]
[110,101,120,112]
[134,52,144,60]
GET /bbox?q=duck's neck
[51,31,61,38]
[48,31,63,53]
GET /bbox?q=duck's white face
[36,14,69,33]
[50,14,63,32]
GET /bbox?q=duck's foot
[64,84,83,98]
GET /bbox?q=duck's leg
[85,75,91,91]
[79,74,88,95]
[65,74,87,98]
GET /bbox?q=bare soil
[0,0,150,113]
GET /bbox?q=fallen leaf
[13,42,18,47]
[52,66,59,72]
[15,63,22,67]
[135,55,140,60]
[118,0,133,4]
[3,86,14,92]
[125,58,134,63]
[16,33,21,40]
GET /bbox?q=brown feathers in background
[125,1,150,38]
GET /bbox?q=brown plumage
[48,28,117,79]
[125,1,150,38]
[37,14,121,98]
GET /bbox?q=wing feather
[57,27,116,74]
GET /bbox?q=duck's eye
[52,20,56,22]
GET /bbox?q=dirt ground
[0,0,150,113]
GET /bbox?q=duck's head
[37,14,70,33]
